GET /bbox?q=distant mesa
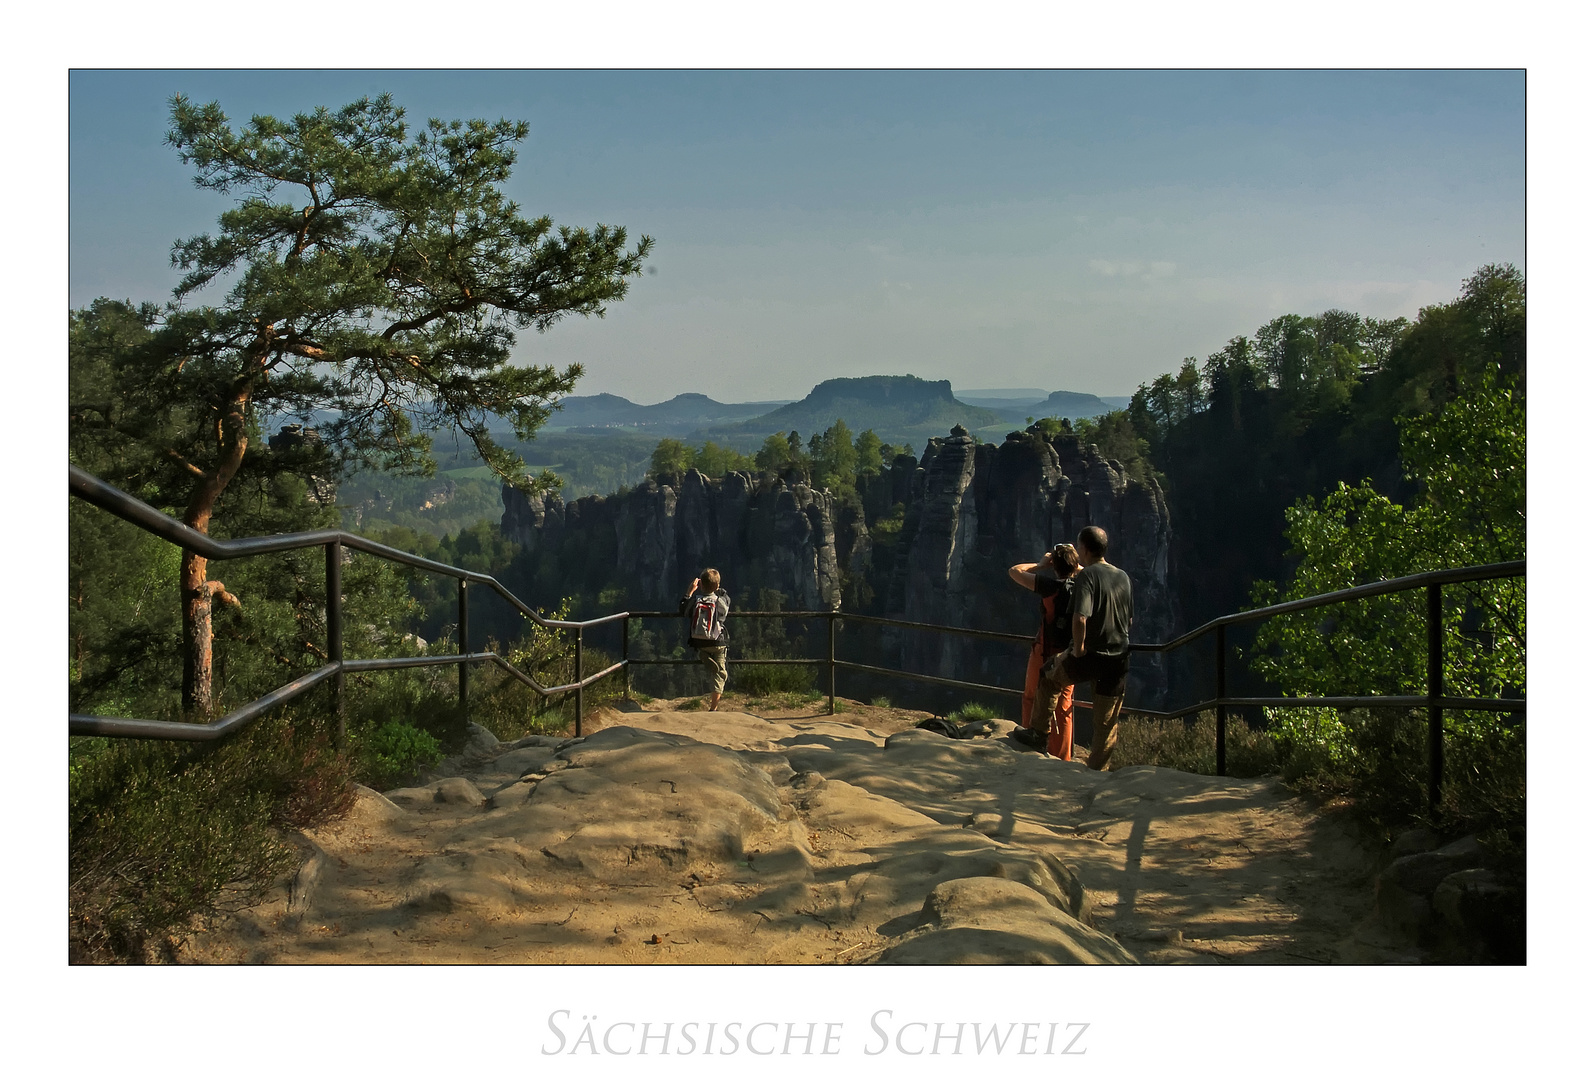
[1038,390,1115,416]
[954,387,1051,402]
[543,392,795,433]
[517,376,1126,448]
[710,374,1001,443]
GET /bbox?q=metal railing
[69,464,624,742]
[69,465,1524,809]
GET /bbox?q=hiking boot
[1012,726,1047,750]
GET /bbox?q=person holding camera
[679,568,731,711]
[1032,526,1134,771]
[1008,543,1081,757]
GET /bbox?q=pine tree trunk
[180,549,214,715]
[178,388,253,718]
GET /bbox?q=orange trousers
[1021,641,1075,760]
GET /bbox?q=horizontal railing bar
[628,611,836,619]
[831,659,1024,697]
[834,612,1036,643]
[628,609,1035,643]
[1220,694,1526,713]
[71,648,634,742]
[69,663,341,741]
[344,652,626,697]
[341,653,498,673]
[562,659,629,693]
[70,465,623,631]
[1122,694,1526,722]
[1146,560,1526,653]
[626,658,820,666]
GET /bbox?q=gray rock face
[503,471,842,610]
[1370,835,1523,962]
[502,426,1175,703]
[893,429,1176,704]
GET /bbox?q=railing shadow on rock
[69,464,1524,810]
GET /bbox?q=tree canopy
[85,93,653,714]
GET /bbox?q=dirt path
[179,701,1394,964]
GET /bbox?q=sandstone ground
[178,698,1404,965]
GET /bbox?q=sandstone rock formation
[888,427,1176,704]
[503,472,842,611]
[180,707,1376,966]
[501,425,1176,705]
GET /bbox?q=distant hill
[1035,390,1116,418]
[542,392,794,434]
[954,387,1051,402]
[972,389,1121,427]
[708,375,1001,444]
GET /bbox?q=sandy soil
[178,698,1401,965]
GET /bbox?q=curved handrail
[69,465,628,631]
[1134,559,1526,654]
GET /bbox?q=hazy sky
[68,69,1525,403]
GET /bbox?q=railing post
[1215,624,1227,777]
[457,579,469,731]
[574,626,585,737]
[621,615,631,701]
[828,612,837,716]
[326,540,344,744]
[1428,582,1443,814]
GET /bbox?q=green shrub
[678,697,704,711]
[357,721,442,791]
[69,715,351,963]
[948,702,999,723]
[1266,707,1524,837]
[869,696,892,708]
[734,662,817,697]
[772,689,823,707]
[1111,711,1278,778]
[1267,706,1355,780]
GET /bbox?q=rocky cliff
[501,425,1175,704]
[502,471,842,611]
[886,426,1176,706]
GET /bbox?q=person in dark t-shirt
[1031,525,1134,770]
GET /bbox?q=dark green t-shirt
[1070,561,1134,656]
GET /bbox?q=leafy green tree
[754,430,812,483]
[691,440,755,477]
[853,429,885,480]
[109,94,651,715]
[1250,368,1524,709]
[649,438,694,478]
[809,419,859,494]
[754,433,792,473]
[1072,410,1157,484]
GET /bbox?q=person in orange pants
[1022,639,1075,759]
[1009,544,1080,759]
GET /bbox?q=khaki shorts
[697,645,728,693]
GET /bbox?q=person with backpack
[1008,543,1080,758]
[679,568,731,711]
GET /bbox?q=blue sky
[69,69,1525,403]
